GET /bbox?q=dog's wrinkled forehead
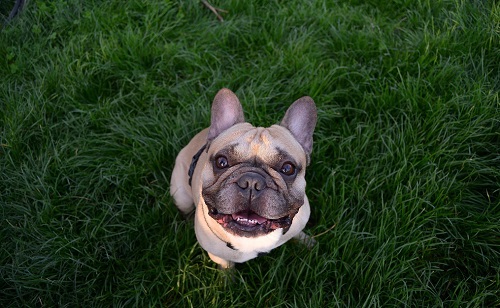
[233,127,275,159]
[210,123,306,164]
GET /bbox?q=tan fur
[170,89,316,269]
[171,124,313,269]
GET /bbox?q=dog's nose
[237,173,266,194]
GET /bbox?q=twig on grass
[201,0,227,22]
[312,223,337,239]
[2,0,25,28]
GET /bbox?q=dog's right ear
[207,88,245,141]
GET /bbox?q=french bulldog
[170,88,317,269]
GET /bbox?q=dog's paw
[294,231,316,249]
[208,252,235,270]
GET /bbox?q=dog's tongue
[231,210,267,225]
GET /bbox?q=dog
[170,88,317,269]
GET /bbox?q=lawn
[1,0,499,306]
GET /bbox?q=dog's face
[198,89,316,239]
[202,123,308,237]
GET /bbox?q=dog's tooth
[235,216,260,226]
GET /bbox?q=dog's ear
[280,96,317,156]
[207,88,245,141]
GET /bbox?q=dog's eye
[215,155,229,169]
[280,162,296,176]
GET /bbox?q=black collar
[188,143,207,186]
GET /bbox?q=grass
[1,0,499,306]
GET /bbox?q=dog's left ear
[280,96,317,156]
[207,88,245,141]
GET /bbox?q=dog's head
[200,88,317,238]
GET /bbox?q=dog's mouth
[207,207,293,237]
